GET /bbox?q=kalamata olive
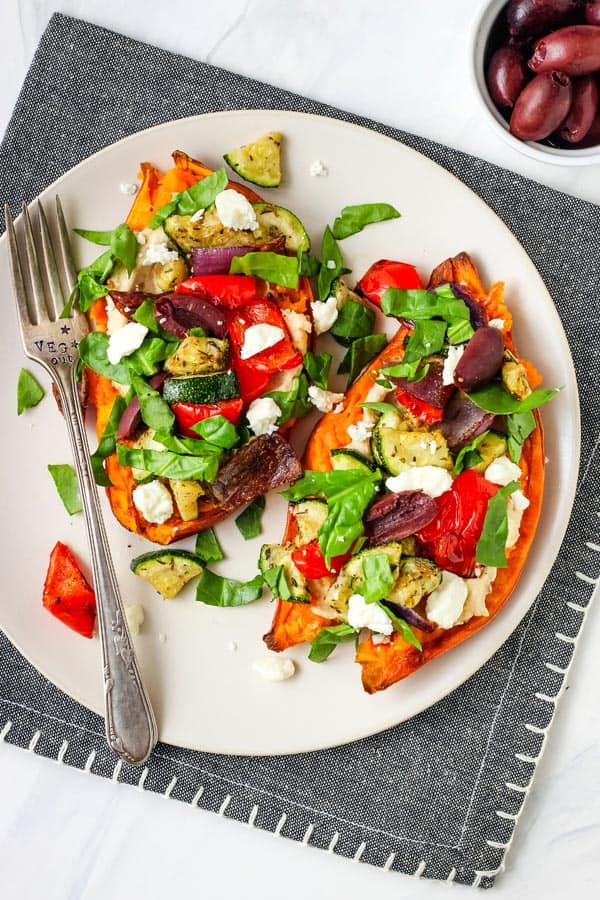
[453,327,505,392]
[529,25,600,75]
[394,356,455,409]
[154,292,228,338]
[108,290,147,318]
[510,70,572,140]
[507,0,582,41]
[487,46,530,108]
[585,1,600,25]
[440,393,495,449]
[364,491,438,545]
[558,74,600,140]
[576,111,600,144]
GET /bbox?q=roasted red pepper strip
[356,259,423,307]
[228,300,302,374]
[396,387,444,424]
[176,274,259,308]
[42,541,96,638]
[291,540,352,579]
[172,398,244,439]
[416,470,499,577]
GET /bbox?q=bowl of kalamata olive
[471,0,600,164]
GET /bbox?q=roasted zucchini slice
[131,549,203,599]
[326,543,405,614]
[162,370,240,404]
[163,337,229,377]
[252,203,309,253]
[468,432,508,474]
[291,499,328,545]
[259,544,310,603]
[374,418,452,475]
[330,448,376,473]
[387,557,442,609]
[164,203,309,254]
[224,132,282,188]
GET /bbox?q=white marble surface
[0,1,599,897]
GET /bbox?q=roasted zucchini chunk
[468,432,508,474]
[374,422,452,475]
[131,549,203,599]
[259,544,310,603]
[330,448,376,473]
[169,479,205,521]
[502,360,532,400]
[291,499,328,545]
[155,255,189,292]
[387,557,442,609]
[224,132,282,188]
[163,336,229,376]
[326,543,405,614]
[164,203,309,254]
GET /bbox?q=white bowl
[470,0,600,166]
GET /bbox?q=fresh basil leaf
[79,332,131,383]
[381,284,470,324]
[361,554,393,604]
[261,564,291,600]
[303,351,332,390]
[152,431,222,456]
[453,430,490,475]
[317,470,382,566]
[308,623,357,662]
[506,410,536,463]
[467,384,559,415]
[188,326,207,337]
[377,602,422,650]
[17,368,45,414]
[72,248,116,313]
[192,414,238,449]
[475,481,520,567]
[195,528,224,563]
[130,374,175,432]
[330,300,375,343]
[318,226,344,300]
[110,223,138,274]
[73,228,114,245]
[235,496,266,540]
[446,317,474,345]
[338,333,388,384]
[195,568,264,607]
[403,320,447,362]
[358,401,399,416]
[127,337,174,377]
[90,395,126,486]
[263,375,312,425]
[378,359,423,381]
[282,468,380,502]
[331,203,400,240]
[299,251,321,277]
[150,168,228,228]
[132,298,160,334]
[47,464,82,515]
[117,444,220,482]
[230,251,299,288]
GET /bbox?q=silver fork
[5,197,158,766]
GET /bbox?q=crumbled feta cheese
[125,604,145,635]
[105,296,129,336]
[442,345,465,386]
[506,496,528,548]
[511,489,530,511]
[485,455,522,486]
[252,657,296,681]
[136,232,146,245]
[190,207,205,222]
[228,640,238,652]
[282,309,312,354]
[426,571,468,629]
[215,189,258,231]
[308,385,345,413]
[347,419,373,444]
[457,568,497,624]
[311,296,339,335]
[246,397,282,436]
[371,633,391,645]
[326,259,336,270]
[140,242,180,266]
[132,480,173,524]
[119,182,138,195]
[488,318,505,330]
[386,466,453,498]
[309,159,328,177]
[107,322,148,364]
[347,594,393,635]
[240,323,285,360]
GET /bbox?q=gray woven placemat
[1,13,598,889]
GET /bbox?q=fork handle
[55,366,158,766]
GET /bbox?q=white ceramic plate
[0,110,579,755]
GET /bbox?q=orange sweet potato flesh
[264,252,546,694]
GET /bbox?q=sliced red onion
[449,283,488,330]
[389,603,436,633]
[108,290,148,319]
[154,292,228,339]
[190,245,262,276]
[117,374,167,441]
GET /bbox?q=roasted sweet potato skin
[264,252,546,693]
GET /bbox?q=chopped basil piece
[338,333,388,384]
[192,414,238,449]
[117,445,220,482]
[358,401,398,416]
[75,223,138,275]
[230,251,299,288]
[467,384,559,414]
[132,298,160,334]
[330,299,375,343]
[79,332,131,383]
[67,249,114,314]
[195,568,264,607]
[263,375,312,425]
[195,528,224,563]
[308,623,358,663]
[235,496,266,540]
[17,368,44,414]
[130,374,175,432]
[453,431,490,475]
[261,564,291,600]
[298,250,321,277]
[127,337,176,377]
[361,554,393,604]
[331,203,400,240]
[150,168,228,228]
[476,481,520,567]
[506,411,536,463]
[303,351,332,390]
[317,226,344,301]
[90,395,126,486]
[377,602,422,650]
[47,464,82,515]
[381,284,471,324]
[152,431,223,456]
